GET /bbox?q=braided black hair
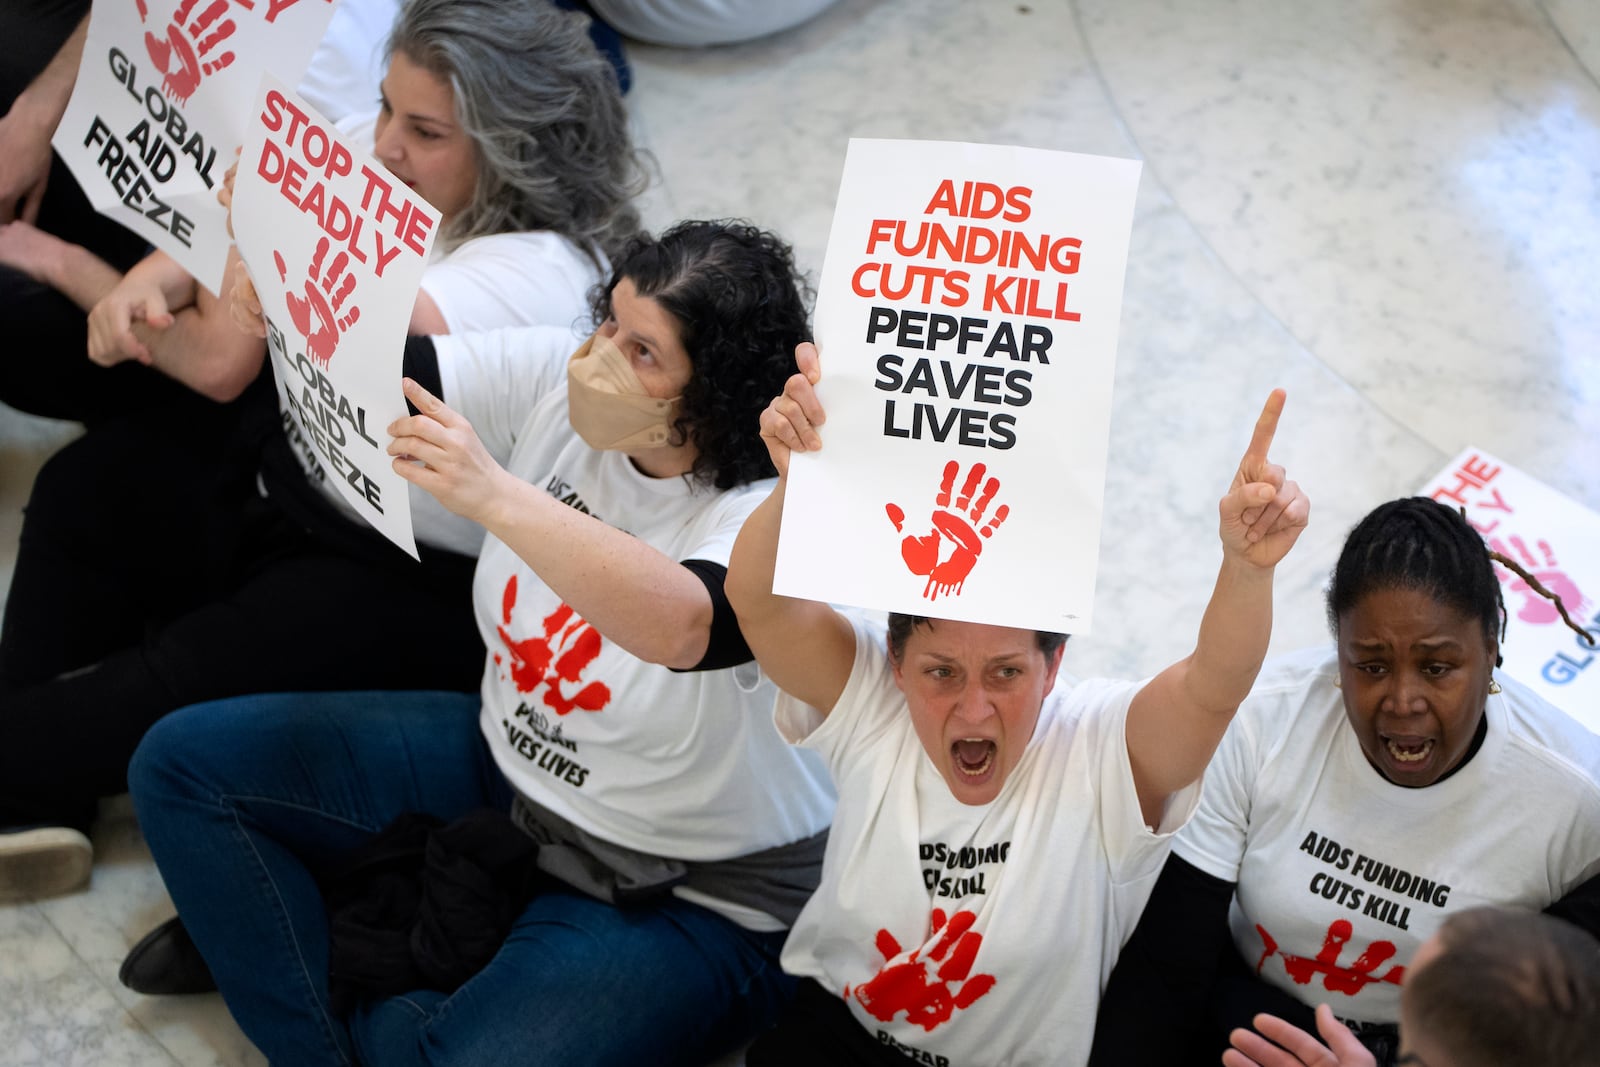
[1325,497,1504,651]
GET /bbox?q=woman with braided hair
[1089,495,1600,1067]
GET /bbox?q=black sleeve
[670,560,754,673]
[402,335,442,414]
[1545,868,1600,941]
[1089,854,1239,1067]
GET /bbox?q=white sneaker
[0,827,93,902]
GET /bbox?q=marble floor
[2,0,1598,1062]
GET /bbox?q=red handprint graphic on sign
[885,462,1009,601]
[845,908,996,1033]
[137,0,237,105]
[1489,535,1590,627]
[1255,920,1405,996]
[274,239,362,369]
[493,576,612,716]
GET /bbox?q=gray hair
[387,0,645,265]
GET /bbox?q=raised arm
[726,341,857,714]
[1125,390,1308,826]
[388,377,720,669]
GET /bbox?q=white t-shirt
[589,0,840,46]
[297,0,400,124]
[776,616,1198,1067]
[464,333,835,927]
[285,114,604,555]
[1175,646,1600,1024]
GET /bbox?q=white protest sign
[1419,449,1600,734]
[232,75,439,559]
[53,0,336,291]
[775,139,1141,633]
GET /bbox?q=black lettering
[1021,323,1052,364]
[865,306,897,344]
[874,352,905,391]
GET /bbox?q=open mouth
[952,739,996,779]
[1383,736,1435,765]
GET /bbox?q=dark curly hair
[1325,497,1504,649]
[589,220,812,490]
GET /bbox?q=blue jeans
[129,691,795,1066]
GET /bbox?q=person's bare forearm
[139,286,266,400]
[44,240,122,311]
[25,15,88,123]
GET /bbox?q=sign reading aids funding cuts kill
[232,74,440,559]
[774,139,1142,633]
[53,0,336,291]
[1419,449,1600,734]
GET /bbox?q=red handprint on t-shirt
[137,0,237,105]
[1490,535,1589,626]
[846,908,996,1033]
[274,239,362,369]
[1255,920,1405,996]
[494,576,612,716]
[886,461,1009,601]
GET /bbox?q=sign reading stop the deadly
[53,0,336,291]
[232,75,439,559]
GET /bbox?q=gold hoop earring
[1332,678,1342,690]
[1488,677,1502,695]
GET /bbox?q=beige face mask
[566,332,684,451]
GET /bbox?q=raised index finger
[1243,388,1287,465]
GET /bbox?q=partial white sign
[1420,449,1600,733]
[53,0,336,290]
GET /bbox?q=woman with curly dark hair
[124,220,836,1066]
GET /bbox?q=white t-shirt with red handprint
[775,614,1198,1067]
[1174,645,1600,1025]
[455,328,836,927]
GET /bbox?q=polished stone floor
[1,0,1597,1061]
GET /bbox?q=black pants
[0,0,176,424]
[747,979,920,1067]
[0,388,488,831]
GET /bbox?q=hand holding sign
[758,341,826,479]
[388,377,516,525]
[1218,389,1308,569]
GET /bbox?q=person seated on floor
[1088,497,1600,1067]
[125,220,838,1066]
[0,0,636,423]
[1223,905,1600,1067]
[723,343,1309,1067]
[0,0,404,422]
[0,0,644,905]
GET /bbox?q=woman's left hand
[1219,389,1309,568]
[388,377,513,523]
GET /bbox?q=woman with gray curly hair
[223,0,645,343]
